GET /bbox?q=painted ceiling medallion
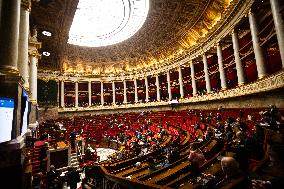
[68,0,149,47]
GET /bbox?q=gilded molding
[21,0,31,11]
[0,65,20,76]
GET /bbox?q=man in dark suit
[67,167,81,189]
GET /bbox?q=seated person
[85,148,93,161]
[188,144,206,175]
[47,165,60,189]
[215,157,245,188]
[204,126,215,142]
[233,131,251,171]
[147,156,156,174]
[251,142,284,188]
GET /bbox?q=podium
[47,142,71,171]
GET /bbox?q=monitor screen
[21,90,29,136]
[0,97,14,143]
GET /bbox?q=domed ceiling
[31,0,233,77]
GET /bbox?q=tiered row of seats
[37,107,284,189]
[83,107,283,188]
[30,140,48,188]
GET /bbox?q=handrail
[99,165,171,189]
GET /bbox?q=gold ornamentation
[30,99,37,105]
[238,82,245,86]
[21,0,31,11]
[29,49,42,59]
[0,65,20,76]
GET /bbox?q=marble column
[18,0,31,89]
[100,81,104,105]
[203,53,212,93]
[123,80,127,104]
[167,71,172,100]
[178,66,184,98]
[0,0,21,74]
[28,27,41,134]
[156,75,160,101]
[134,78,138,103]
[190,61,197,96]
[88,81,92,106]
[29,49,40,104]
[145,76,149,102]
[112,81,116,105]
[248,10,268,78]
[216,43,227,89]
[60,80,65,107]
[232,29,246,85]
[270,0,284,67]
[75,81,78,107]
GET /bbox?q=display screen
[21,90,29,136]
[0,97,14,143]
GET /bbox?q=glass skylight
[68,0,149,47]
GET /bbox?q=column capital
[231,28,239,35]
[28,49,41,59]
[21,0,31,11]
[247,6,255,17]
[215,41,222,47]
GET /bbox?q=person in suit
[67,167,81,189]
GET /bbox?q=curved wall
[37,0,284,115]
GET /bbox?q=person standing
[67,167,81,189]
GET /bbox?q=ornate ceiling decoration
[31,0,233,76]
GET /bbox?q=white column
[217,43,227,89]
[75,82,78,107]
[203,53,212,93]
[190,61,197,96]
[60,80,65,107]
[178,66,184,98]
[123,80,127,104]
[232,29,246,85]
[167,71,172,100]
[0,0,21,73]
[18,0,30,89]
[88,81,92,106]
[100,81,104,105]
[248,10,268,78]
[112,81,116,105]
[29,50,40,104]
[134,78,138,103]
[145,76,149,102]
[270,0,284,67]
[156,75,160,101]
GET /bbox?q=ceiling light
[43,51,50,56]
[68,0,149,47]
[42,30,52,37]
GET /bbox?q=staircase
[57,152,80,173]
[71,152,80,168]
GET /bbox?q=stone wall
[38,106,59,123]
